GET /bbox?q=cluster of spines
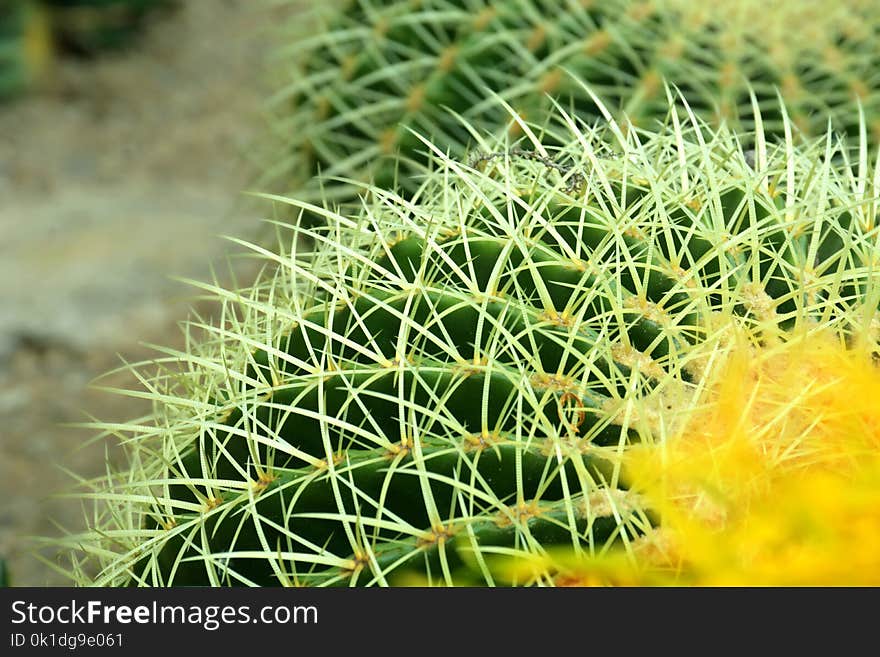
[51,104,880,585]
[271,0,880,203]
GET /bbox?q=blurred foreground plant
[493,325,880,586]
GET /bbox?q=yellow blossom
[503,326,880,586]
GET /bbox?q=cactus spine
[273,0,880,201]
[54,103,880,586]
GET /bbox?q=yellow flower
[627,326,880,585]
[502,326,880,586]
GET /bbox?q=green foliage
[271,0,880,198]
[52,105,880,586]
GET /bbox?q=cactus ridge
[273,0,880,200]
[54,104,880,586]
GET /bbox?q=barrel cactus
[0,0,51,99]
[54,102,880,586]
[272,0,880,198]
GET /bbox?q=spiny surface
[55,110,880,586]
[270,0,880,198]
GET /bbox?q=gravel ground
[0,0,299,585]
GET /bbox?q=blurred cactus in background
[0,557,9,586]
[271,0,880,202]
[43,0,172,55]
[0,0,173,101]
[0,0,52,99]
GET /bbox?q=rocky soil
[0,0,299,585]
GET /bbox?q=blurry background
[0,0,297,585]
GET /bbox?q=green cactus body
[55,106,879,586]
[0,0,51,99]
[274,0,880,199]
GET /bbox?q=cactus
[0,0,51,99]
[52,102,880,586]
[42,0,171,54]
[272,0,880,200]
